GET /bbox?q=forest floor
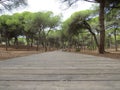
[79,49,120,60]
[0,45,47,61]
[81,51,120,59]
[64,48,120,60]
[0,46,120,61]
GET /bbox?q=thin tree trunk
[88,28,99,48]
[99,0,105,54]
[15,37,18,49]
[36,29,41,51]
[31,37,34,47]
[26,37,30,50]
[84,21,99,48]
[107,34,111,49]
[114,29,117,51]
[5,37,8,51]
[36,39,39,51]
[0,33,2,45]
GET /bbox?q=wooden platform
[0,51,120,90]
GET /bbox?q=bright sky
[21,0,95,20]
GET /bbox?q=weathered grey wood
[0,69,120,75]
[0,51,120,90]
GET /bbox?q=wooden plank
[0,51,120,90]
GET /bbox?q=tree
[61,10,99,51]
[69,15,99,47]
[0,11,61,50]
[0,14,11,50]
[60,0,120,54]
[31,11,61,51]
[11,13,25,48]
[0,0,27,12]
[106,9,120,51]
[47,30,61,49]
[0,13,25,50]
[22,11,36,48]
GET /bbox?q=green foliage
[61,10,93,36]
[0,11,61,50]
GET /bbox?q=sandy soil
[79,51,120,60]
[68,48,120,60]
[0,46,45,61]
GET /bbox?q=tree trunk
[0,33,2,45]
[14,37,18,49]
[36,29,41,51]
[114,29,117,51]
[31,37,34,47]
[26,37,30,50]
[84,21,99,48]
[107,34,111,49]
[99,0,105,54]
[5,37,8,51]
[88,28,99,48]
[36,39,39,51]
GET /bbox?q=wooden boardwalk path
[0,51,120,90]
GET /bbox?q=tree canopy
[0,11,61,51]
[60,0,120,53]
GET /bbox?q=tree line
[0,0,119,54]
[0,11,61,51]
[0,8,119,52]
[61,9,120,52]
[60,0,120,53]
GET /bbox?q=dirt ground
[79,50,120,60]
[67,48,120,60]
[0,46,120,61]
[0,46,46,61]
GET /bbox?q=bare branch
[84,0,98,3]
[0,0,8,3]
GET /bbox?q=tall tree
[32,11,61,51]
[60,0,120,54]
[106,9,120,51]
[22,11,35,48]
[0,14,11,50]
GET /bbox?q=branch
[84,0,98,3]
[112,6,120,9]
[83,21,99,47]
[0,0,9,3]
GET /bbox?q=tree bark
[99,0,105,54]
[31,37,34,47]
[114,29,117,51]
[5,37,8,51]
[87,28,99,48]
[14,37,18,49]
[36,28,41,51]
